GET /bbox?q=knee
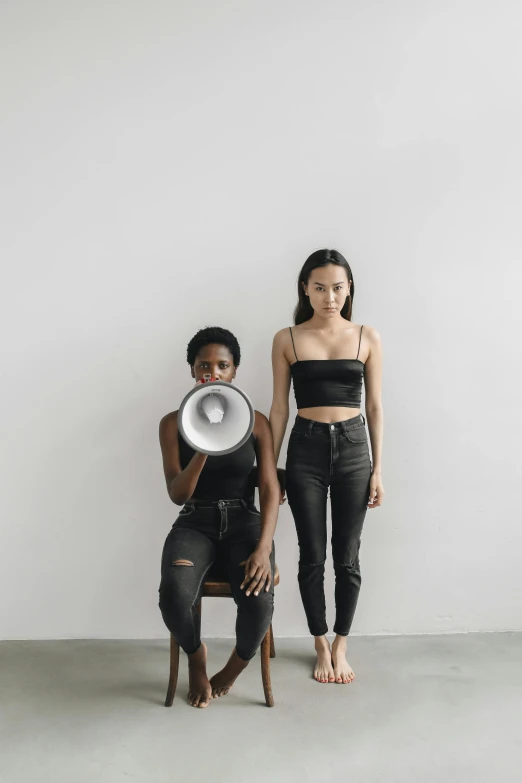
[239,590,274,627]
[158,562,196,613]
[242,586,274,612]
[298,559,326,574]
[334,556,361,576]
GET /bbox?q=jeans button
[331,424,335,430]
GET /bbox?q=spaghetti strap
[356,324,363,360]
[289,326,299,362]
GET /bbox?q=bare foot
[331,636,355,684]
[209,648,249,698]
[313,636,335,683]
[187,643,212,707]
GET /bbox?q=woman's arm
[240,411,280,596]
[363,326,385,508]
[159,412,207,505]
[269,329,292,463]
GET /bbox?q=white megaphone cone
[178,380,255,456]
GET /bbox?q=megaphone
[178,380,255,456]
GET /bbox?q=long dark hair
[293,249,354,325]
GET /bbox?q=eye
[335,286,343,291]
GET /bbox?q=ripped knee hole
[172,559,194,567]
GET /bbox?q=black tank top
[289,325,365,409]
[178,431,257,501]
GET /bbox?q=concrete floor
[1,633,520,783]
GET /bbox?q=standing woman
[269,249,384,685]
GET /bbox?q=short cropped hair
[186,326,241,367]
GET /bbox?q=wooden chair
[165,563,279,707]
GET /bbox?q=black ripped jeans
[158,499,275,661]
[285,414,372,637]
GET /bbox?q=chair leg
[261,628,274,707]
[165,634,180,707]
[269,624,276,658]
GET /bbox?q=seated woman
[158,326,280,708]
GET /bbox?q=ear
[190,366,195,379]
[301,281,309,297]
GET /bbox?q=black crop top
[178,431,256,501]
[289,325,365,409]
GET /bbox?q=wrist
[255,540,272,554]
[372,466,382,475]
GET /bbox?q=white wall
[1,0,521,639]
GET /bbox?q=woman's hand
[368,471,385,508]
[194,375,216,387]
[277,467,287,505]
[240,546,272,596]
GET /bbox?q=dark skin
[159,343,280,707]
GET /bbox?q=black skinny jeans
[285,413,372,637]
[158,498,275,661]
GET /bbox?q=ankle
[230,648,250,671]
[332,635,347,652]
[314,635,331,652]
[188,643,206,663]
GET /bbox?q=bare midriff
[297,406,361,424]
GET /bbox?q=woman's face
[191,343,236,383]
[303,263,351,317]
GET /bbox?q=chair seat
[203,564,280,597]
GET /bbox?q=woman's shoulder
[159,410,179,434]
[273,325,293,342]
[253,409,270,436]
[359,323,381,343]
[253,409,269,426]
[273,323,308,347]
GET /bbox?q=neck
[307,312,348,330]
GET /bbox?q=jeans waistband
[293,412,365,435]
[185,498,250,509]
